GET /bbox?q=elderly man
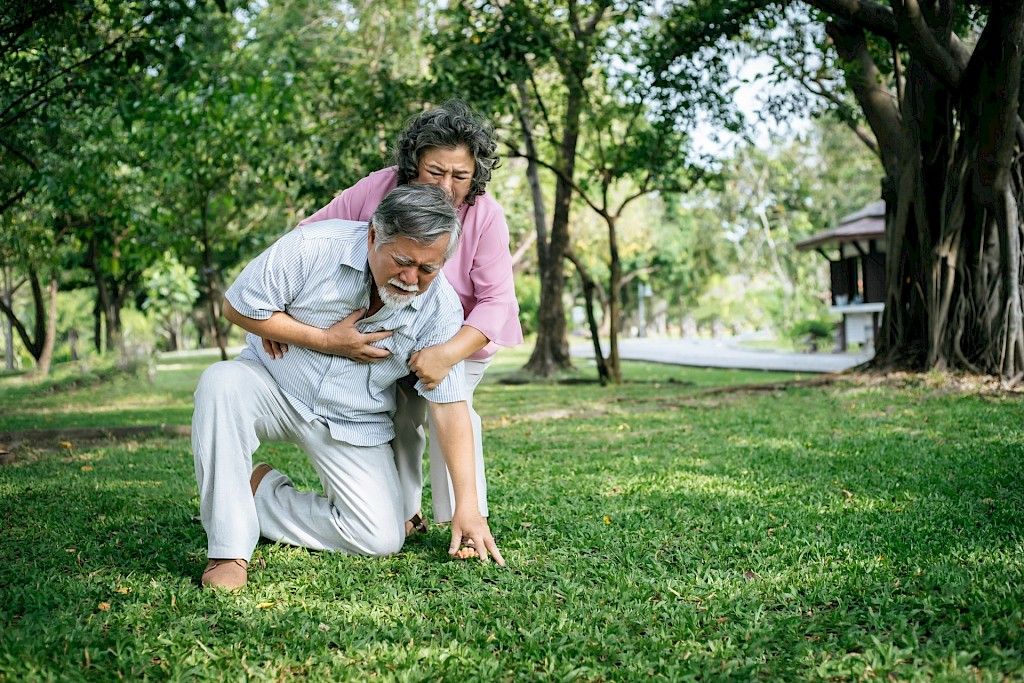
[192,183,503,591]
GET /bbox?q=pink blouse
[301,167,523,360]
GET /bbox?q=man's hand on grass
[449,508,505,566]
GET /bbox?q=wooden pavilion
[795,201,886,351]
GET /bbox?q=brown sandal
[405,512,428,537]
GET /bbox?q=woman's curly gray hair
[393,100,499,205]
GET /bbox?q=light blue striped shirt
[225,219,467,447]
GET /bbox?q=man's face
[414,146,475,207]
[367,228,449,307]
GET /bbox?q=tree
[655,0,1024,380]
[0,208,62,376]
[526,89,698,383]
[0,1,220,217]
[142,252,200,351]
[433,0,706,380]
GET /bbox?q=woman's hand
[408,343,456,390]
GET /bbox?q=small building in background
[795,201,886,351]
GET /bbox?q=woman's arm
[408,325,489,390]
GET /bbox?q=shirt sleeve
[414,294,468,404]
[224,230,307,320]
[462,202,524,348]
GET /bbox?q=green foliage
[513,273,541,337]
[660,120,881,336]
[790,317,835,352]
[143,252,200,351]
[1,349,1022,679]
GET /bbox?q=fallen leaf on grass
[743,571,760,581]
[81,465,94,472]
[257,601,275,609]
[603,515,612,525]
[97,602,111,612]
[116,587,131,595]
[60,441,74,450]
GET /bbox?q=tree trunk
[32,277,58,377]
[92,297,102,353]
[200,197,229,361]
[824,5,1024,381]
[515,80,549,274]
[524,85,585,376]
[565,250,610,384]
[68,328,79,361]
[2,265,13,370]
[605,215,622,384]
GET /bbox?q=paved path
[571,338,872,373]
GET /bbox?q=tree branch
[891,0,961,90]
[0,137,39,173]
[526,70,560,154]
[506,145,608,218]
[827,19,903,175]
[0,0,64,54]
[805,0,898,41]
[620,266,658,289]
[0,14,148,130]
[0,184,33,215]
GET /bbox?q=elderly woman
[270,101,522,543]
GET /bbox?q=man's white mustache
[388,278,419,294]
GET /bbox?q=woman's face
[414,146,475,207]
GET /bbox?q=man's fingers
[343,308,366,322]
[486,537,505,567]
[448,531,463,556]
[362,346,391,360]
[363,330,393,342]
[474,536,490,563]
[262,337,274,356]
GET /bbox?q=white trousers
[392,358,490,523]
[192,360,405,561]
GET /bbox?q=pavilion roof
[795,200,885,251]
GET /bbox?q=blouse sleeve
[462,202,524,350]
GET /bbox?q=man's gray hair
[394,99,499,205]
[370,184,461,260]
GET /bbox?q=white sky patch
[690,55,811,159]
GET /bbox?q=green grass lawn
[1,348,1022,680]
